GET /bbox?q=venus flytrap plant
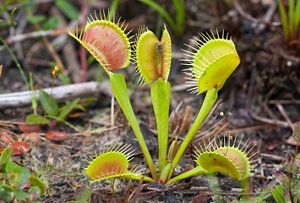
[165,31,240,180]
[68,11,252,188]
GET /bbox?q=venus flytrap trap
[167,136,254,184]
[86,145,153,183]
[68,11,252,189]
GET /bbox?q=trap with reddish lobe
[86,152,129,180]
[83,24,129,71]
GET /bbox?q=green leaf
[55,0,79,20]
[42,16,59,30]
[297,189,300,202]
[138,0,176,31]
[58,73,72,85]
[288,0,295,38]
[57,99,80,121]
[5,162,30,188]
[14,188,28,201]
[0,184,14,202]
[74,104,85,111]
[150,79,171,172]
[26,113,50,125]
[278,0,290,40]
[292,123,300,142]
[39,90,59,116]
[295,0,300,27]
[29,73,37,115]
[27,15,46,24]
[271,185,286,203]
[0,148,12,169]
[30,176,47,194]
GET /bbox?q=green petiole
[150,79,171,173]
[167,165,208,185]
[167,88,218,178]
[110,73,158,180]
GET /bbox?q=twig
[276,104,294,130]
[111,96,115,126]
[70,125,121,136]
[0,81,110,109]
[4,29,66,44]
[256,0,277,32]
[280,50,300,64]
[269,100,300,105]
[234,0,280,28]
[251,112,290,128]
[129,178,145,202]
[225,124,273,134]
[260,153,286,162]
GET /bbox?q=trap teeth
[194,136,253,180]
[183,30,240,94]
[85,145,139,182]
[67,11,131,73]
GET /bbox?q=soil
[0,0,300,202]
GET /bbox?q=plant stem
[172,0,185,35]
[110,73,158,180]
[167,89,218,179]
[29,73,37,115]
[138,0,176,30]
[166,166,208,184]
[150,79,171,173]
[109,0,119,21]
[0,36,29,89]
[159,162,172,184]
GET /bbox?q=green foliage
[278,0,300,42]
[40,90,59,117]
[55,0,79,21]
[150,79,171,172]
[27,15,46,24]
[27,14,59,30]
[26,114,51,125]
[29,73,38,115]
[57,98,81,121]
[58,73,72,85]
[26,90,83,125]
[110,73,158,180]
[108,0,120,21]
[271,185,286,203]
[139,0,185,36]
[0,0,17,28]
[42,16,60,30]
[0,148,46,202]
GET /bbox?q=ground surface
[0,0,300,202]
